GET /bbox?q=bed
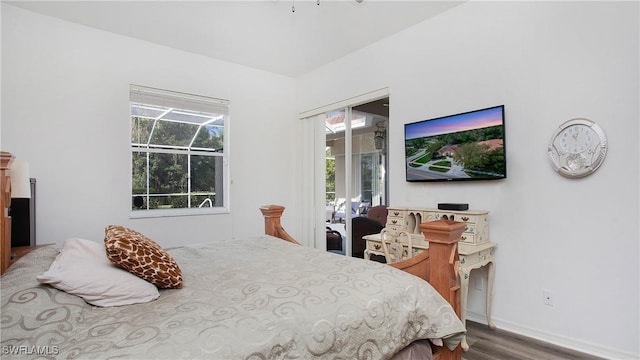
[1,159,465,359]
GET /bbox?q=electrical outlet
[543,289,554,306]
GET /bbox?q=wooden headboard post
[420,219,466,313]
[259,205,300,245]
[1,151,15,275]
[421,219,466,360]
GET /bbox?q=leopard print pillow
[104,225,183,289]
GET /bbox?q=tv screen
[404,105,506,182]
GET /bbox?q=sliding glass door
[300,90,389,255]
[323,99,388,256]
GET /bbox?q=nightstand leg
[459,269,471,351]
[486,260,496,329]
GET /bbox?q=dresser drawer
[459,232,485,245]
[366,240,385,255]
[460,221,489,245]
[366,239,424,259]
[387,216,404,227]
[383,223,404,236]
[433,211,483,224]
[388,208,404,218]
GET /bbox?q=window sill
[129,207,229,219]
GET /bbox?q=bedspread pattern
[1,236,464,359]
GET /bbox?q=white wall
[298,1,638,358]
[1,4,303,248]
[3,2,639,358]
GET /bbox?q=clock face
[558,124,596,154]
[548,118,607,178]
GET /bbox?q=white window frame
[129,85,230,218]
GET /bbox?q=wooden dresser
[1,151,15,275]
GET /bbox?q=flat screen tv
[404,105,506,182]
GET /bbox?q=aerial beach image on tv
[404,105,506,182]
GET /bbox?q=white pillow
[37,238,160,307]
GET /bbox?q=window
[130,85,229,216]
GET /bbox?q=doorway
[324,97,389,256]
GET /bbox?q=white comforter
[1,235,465,359]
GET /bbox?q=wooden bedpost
[420,219,466,360]
[259,205,300,245]
[1,152,15,276]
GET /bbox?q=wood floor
[462,321,604,360]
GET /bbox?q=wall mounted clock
[547,118,608,178]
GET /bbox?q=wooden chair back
[380,230,413,263]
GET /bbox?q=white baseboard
[465,311,638,360]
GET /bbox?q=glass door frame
[300,88,389,256]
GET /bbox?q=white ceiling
[7,0,465,77]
